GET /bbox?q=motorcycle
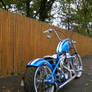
[24,28,83,92]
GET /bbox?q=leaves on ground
[90,66,92,69]
[2,85,6,89]
[85,83,89,86]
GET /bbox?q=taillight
[20,77,24,86]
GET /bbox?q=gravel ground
[0,55,92,92]
[0,75,24,92]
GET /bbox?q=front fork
[71,41,78,55]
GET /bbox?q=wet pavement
[0,55,92,92]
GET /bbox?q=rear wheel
[24,66,55,92]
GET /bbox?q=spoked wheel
[72,54,83,78]
[24,66,55,92]
[34,66,55,92]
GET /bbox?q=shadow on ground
[0,55,92,92]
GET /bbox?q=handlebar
[43,28,74,41]
[43,29,61,41]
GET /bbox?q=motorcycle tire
[24,66,55,92]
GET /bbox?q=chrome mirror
[46,34,52,39]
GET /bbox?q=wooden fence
[0,9,92,76]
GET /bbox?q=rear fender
[27,58,53,71]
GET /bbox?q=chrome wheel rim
[34,66,54,92]
[73,54,83,78]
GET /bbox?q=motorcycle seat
[44,54,57,59]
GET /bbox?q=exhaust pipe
[59,75,76,89]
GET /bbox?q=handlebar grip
[43,30,49,33]
[43,29,53,33]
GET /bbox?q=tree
[51,0,92,33]
[39,0,55,21]
[75,0,92,33]
[51,0,77,30]
[0,0,56,21]
[0,0,7,10]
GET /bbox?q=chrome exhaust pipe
[59,75,76,88]
[58,59,76,89]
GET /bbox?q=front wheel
[72,54,83,78]
[24,66,55,92]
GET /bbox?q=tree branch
[0,0,7,10]
[26,0,32,17]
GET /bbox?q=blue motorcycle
[24,28,83,92]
